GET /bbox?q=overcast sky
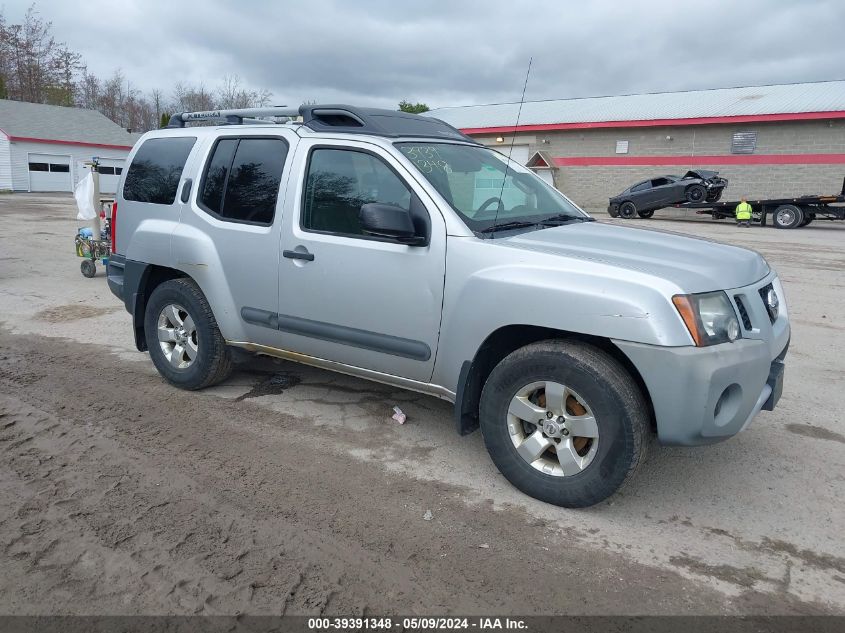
[4,0,844,109]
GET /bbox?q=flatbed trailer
[674,177,845,229]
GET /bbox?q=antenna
[492,57,532,237]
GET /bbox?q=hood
[683,169,719,180]
[504,222,769,293]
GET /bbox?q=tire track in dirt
[0,330,836,615]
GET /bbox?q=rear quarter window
[123,137,196,205]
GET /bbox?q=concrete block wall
[472,119,845,209]
[557,164,845,211]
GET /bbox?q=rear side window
[123,137,196,205]
[198,137,288,225]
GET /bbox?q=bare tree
[172,81,215,113]
[0,4,276,133]
[78,66,100,110]
[217,74,272,109]
[49,44,82,105]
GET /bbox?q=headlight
[672,291,741,346]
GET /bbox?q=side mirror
[359,203,425,245]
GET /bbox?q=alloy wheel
[507,381,599,476]
[157,303,198,370]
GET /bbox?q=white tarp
[74,172,96,221]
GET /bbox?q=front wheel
[144,278,233,390]
[685,184,707,202]
[479,340,650,508]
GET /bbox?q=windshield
[395,142,588,233]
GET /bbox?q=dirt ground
[1,194,844,616]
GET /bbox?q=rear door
[174,131,297,349]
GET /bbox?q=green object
[398,100,430,114]
[735,201,752,220]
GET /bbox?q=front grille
[758,283,778,323]
[734,295,752,330]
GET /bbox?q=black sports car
[607,170,728,218]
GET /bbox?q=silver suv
[107,105,789,507]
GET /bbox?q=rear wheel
[144,278,233,390]
[773,204,804,229]
[619,201,637,219]
[637,210,654,219]
[479,340,649,508]
[685,184,707,203]
[800,212,815,227]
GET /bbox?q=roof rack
[167,104,475,142]
[167,106,298,128]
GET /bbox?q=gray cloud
[4,0,844,109]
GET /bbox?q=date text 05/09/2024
[307,617,529,631]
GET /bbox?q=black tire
[607,206,620,218]
[618,201,637,219]
[80,259,96,278]
[144,278,233,390]
[800,212,815,227]
[706,190,723,203]
[772,204,804,229]
[637,210,654,219]
[479,340,650,508]
[685,184,707,203]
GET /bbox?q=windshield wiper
[479,220,543,234]
[540,214,595,225]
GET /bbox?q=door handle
[283,249,315,261]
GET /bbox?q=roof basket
[167,103,475,142]
[167,106,299,128]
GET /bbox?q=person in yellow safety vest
[735,197,753,227]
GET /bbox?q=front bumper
[613,337,788,446]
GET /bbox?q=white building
[0,99,141,194]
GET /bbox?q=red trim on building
[552,153,845,167]
[460,110,845,135]
[8,135,133,150]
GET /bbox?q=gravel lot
[1,193,843,616]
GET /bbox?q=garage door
[28,154,72,192]
[488,144,530,165]
[96,158,125,194]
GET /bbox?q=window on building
[302,148,412,237]
[731,131,757,154]
[115,167,123,175]
[28,162,49,172]
[198,137,288,225]
[615,140,629,154]
[49,164,70,173]
[123,136,197,205]
[98,166,116,175]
